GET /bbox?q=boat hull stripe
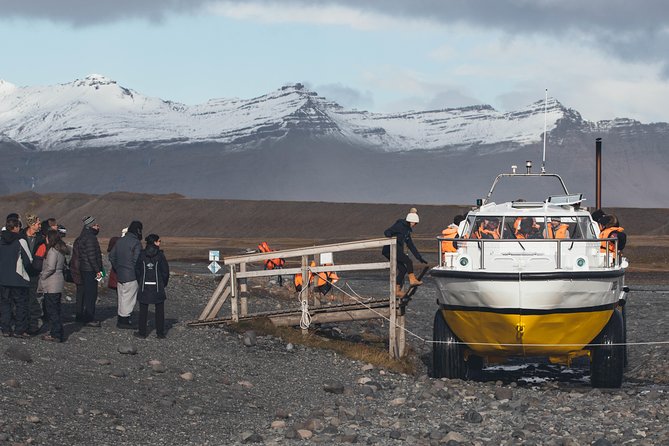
[430,270,624,281]
[438,303,616,315]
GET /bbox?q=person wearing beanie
[381,208,428,298]
[109,220,143,329]
[72,216,103,326]
[134,234,170,339]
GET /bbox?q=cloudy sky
[1,0,668,122]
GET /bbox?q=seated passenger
[546,217,570,239]
[441,214,464,253]
[516,218,543,239]
[472,218,500,239]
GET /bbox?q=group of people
[0,214,170,342]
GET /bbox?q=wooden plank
[389,241,398,358]
[224,238,392,265]
[205,287,231,320]
[235,261,391,279]
[197,273,230,320]
[397,314,406,357]
[240,263,248,317]
[269,307,391,327]
[230,266,239,322]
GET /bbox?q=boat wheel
[432,310,466,379]
[590,310,625,388]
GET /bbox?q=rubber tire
[590,310,625,388]
[432,310,466,379]
[466,355,485,381]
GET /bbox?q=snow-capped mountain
[1,75,668,207]
[1,74,570,151]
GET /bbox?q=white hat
[406,212,419,223]
[121,227,128,237]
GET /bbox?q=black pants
[138,302,165,336]
[81,271,99,322]
[382,246,414,286]
[0,286,29,335]
[43,293,63,340]
[74,283,85,321]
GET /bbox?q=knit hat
[82,216,96,228]
[25,214,39,227]
[406,212,419,223]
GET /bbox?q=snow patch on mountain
[0,75,574,151]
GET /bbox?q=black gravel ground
[1,268,668,445]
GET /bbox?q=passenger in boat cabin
[599,214,626,256]
[546,217,570,239]
[515,218,543,239]
[471,217,500,239]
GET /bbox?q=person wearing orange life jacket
[294,259,339,294]
[441,214,464,253]
[546,217,570,239]
[599,215,626,258]
[258,241,285,286]
[471,218,500,239]
[293,260,314,292]
[515,218,543,239]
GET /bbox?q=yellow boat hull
[442,308,614,356]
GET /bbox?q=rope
[297,286,312,330]
[316,275,669,349]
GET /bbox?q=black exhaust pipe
[595,138,602,210]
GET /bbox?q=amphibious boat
[431,162,628,388]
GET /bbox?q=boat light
[511,165,517,174]
[525,160,532,173]
[577,258,586,267]
[459,257,469,267]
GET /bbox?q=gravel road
[1,267,668,445]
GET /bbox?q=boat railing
[437,237,623,271]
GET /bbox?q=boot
[117,316,134,329]
[395,284,405,298]
[408,273,423,287]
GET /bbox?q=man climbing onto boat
[381,208,427,298]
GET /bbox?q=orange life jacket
[293,261,315,291]
[600,227,625,256]
[547,223,569,239]
[440,225,459,252]
[315,263,339,288]
[257,241,285,270]
[472,223,499,239]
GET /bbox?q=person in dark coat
[134,234,169,339]
[0,217,33,337]
[109,221,142,329]
[74,216,103,327]
[381,209,428,298]
[20,213,46,334]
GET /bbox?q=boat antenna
[541,88,547,173]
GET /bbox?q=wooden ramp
[190,298,392,327]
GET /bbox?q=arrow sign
[208,261,221,274]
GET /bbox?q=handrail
[483,173,569,205]
[437,237,622,270]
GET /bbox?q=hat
[82,216,96,228]
[25,214,39,227]
[406,212,419,223]
[121,227,128,237]
[57,224,67,236]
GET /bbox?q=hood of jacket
[1,230,21,245]
[145,244,160,258]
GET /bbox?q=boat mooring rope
[316,277,669,349]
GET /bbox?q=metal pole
[595,138,602,210]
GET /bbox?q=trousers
[117,280,138,317]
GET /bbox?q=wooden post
[301,255,309,335]
[230,265,239,322]
[389,240,398,358]
[240,263,248,317]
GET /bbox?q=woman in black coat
[134,234,170,339]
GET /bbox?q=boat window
[468,216,501,239]
[501,217,545,239]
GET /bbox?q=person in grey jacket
[109,220,142,329]
[38,229,70,342]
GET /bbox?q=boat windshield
[466,215,596,239]
[486,175,569,204]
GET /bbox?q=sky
[1,0,668,123]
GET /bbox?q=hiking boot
[395,284,405,298]
[116,316,135,329]
[41,334,61,343]
[133,332,147,339]
[85,321,101,328]
[408,273,423,287]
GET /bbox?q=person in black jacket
[134,234,169,339]
[0,217,33,337]
[382,209,427,298]
[20,213,46,334]
[74,216,103,327]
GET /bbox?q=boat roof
[470,201,591,218]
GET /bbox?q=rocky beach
[1,267,668,446]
